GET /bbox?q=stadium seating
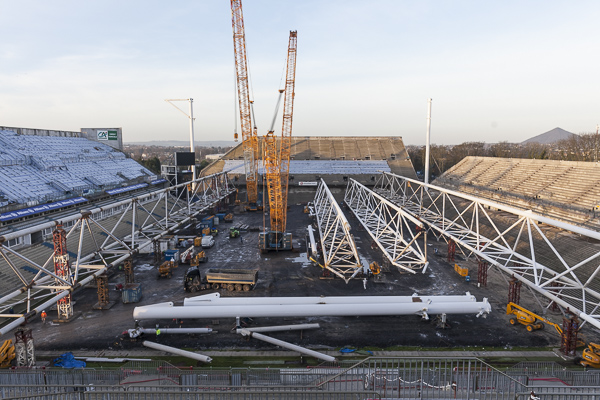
[436,156,600,230]
[0,129,153,209]
[203,136,416,179]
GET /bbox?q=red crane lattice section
[53,225,73,321]
[560,316,579,356]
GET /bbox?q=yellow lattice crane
[260,31,298,252]
[231,0,259,210]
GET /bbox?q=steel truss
[312,180,361,283]
[374,172,600,330]
[0,172,235,336]
[344,178,428,274]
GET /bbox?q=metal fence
[2,357,600,400]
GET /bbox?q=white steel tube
[184,293,479,306]
[384,171,600,242]
[240,329,336,362]
[140,328,212,334]
[307,225,318,256]
[143,340,212,363]
[135,297,491,320]
[424,98,432,186]
[235,323,320,333]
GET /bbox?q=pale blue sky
[1,1,598,145]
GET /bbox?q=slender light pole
[424,98,432,186]
[165,98,197,184]
[188,99,196,182]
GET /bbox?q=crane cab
[259,231,292,253]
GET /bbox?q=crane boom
[231,0,258,207]
[278,30,297,231]
[264,31,297,235]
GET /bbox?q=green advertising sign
[108,130,118,140]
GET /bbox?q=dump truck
[184,267,259,292]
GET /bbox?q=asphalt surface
[28,204,596,360]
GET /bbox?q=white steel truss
[313,180,361,283]
[374,172,600,330]
[0,172,235,336]
[344,178,428,274]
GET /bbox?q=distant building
[80,127,123,151]
[205,154,225,160]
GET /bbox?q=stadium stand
[435,156,600,230]
[202,136,416,180]
[0,129,154,210]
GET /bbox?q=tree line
[407,131,600,179]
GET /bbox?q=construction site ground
[28,205,600,366]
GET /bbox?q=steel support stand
[447,239,456,263]
[93,273,114,310]
[124,258,134,284]
[153,240,161,265]
[53,225,75,322]
[560,316,579,356]
[14,327,34,366]
[477,258,488,287]
[508,277,522,305]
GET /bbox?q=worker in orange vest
[40,310,47,324]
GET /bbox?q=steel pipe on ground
[135,296,491,320]
[235,323,320,333]
[239,329,336,362]
[141,327,212,334]
[142,340,212,363]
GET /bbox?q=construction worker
[240,235,243,244]
[40,310,47,324]
[156,324,161,342]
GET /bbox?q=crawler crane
[259,31,297,252]
[231,0,260,211]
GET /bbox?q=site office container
[122,283,142,303]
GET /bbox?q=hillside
[521,127,576,144]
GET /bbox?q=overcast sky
[1,1,599,145]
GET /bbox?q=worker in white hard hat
[41,310,47,324]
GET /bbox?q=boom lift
[259,31,298,252]
[231,0,260,211]
[580,343,600,368]
[506,302,563,333]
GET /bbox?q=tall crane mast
[231,0,259,209]
[260,31,297,252]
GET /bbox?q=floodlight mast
[165,98,197,183]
